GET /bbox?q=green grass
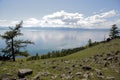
[0,39,120,80]
[60,39,120,60]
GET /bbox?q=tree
[88,39,92,47]
[109,24,119,39]
[0,21,34,61]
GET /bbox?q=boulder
[18,69,33,78]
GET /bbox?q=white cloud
[41,10,83,27]
[40,10,119,28]
[0,10,119,29]
[23,18,40,27]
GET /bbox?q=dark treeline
[27,41,103,60]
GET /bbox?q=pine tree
[88,39,92,47]
[109,24,119,39]
[0,21,34,61]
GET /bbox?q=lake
[0,27,109,55]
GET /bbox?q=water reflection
[0,29,109,55]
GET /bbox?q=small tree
[88,39,92,47]
[109,24,119,39]
[0,21,34,61]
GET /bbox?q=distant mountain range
[0,26,110,31]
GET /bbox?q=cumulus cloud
[40,10,84,27]
[24,18,40,27]
[0,10,119,29]
[40,10,119,28]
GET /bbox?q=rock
[96,69,103,76]
[18,69,33,78]
[76,72,82,76]
[65,75,73,79]
[61,74,73,79]
[107,57,113,60]
[97,75,105,79]
[43,71,50,76]
[2,73,12,80]
[2,78,9,80]
[51,74,57,79]
[114,69,120,73]
[3,68,7,71]
[61,74,66,79]
[104,61,109,67]
[106,76,115,80]
[64,61,70,64]
[33,73,40,80]
[82,66,92,70]
[83,73,89,78]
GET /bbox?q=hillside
[0,39,120,80]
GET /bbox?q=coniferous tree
[88,39,92,47]
[0,21,34,61]
[109,24,119,39]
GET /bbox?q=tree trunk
[11,38,15,61]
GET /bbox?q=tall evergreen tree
[109,24,119,39]
[88,39,92,47]
[0,21,34,61]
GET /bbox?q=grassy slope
[60,39,120,60]
[0,39,120,80]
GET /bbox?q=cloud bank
[0,10,120,29]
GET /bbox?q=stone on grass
[76,72,82,76]
[83,73,89,78]
[43,71,50,76]
[33,73,40,80]
[64,61,70,64]
[97,75,105,79]
[2,78,9,80]
[95,69,103,76]
[61,74,73,79]
[18,69,33,78]
[106,76,115,80]
[51,74,57,79]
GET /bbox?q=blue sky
[0,0,120,28]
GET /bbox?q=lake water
[0,28,109,55]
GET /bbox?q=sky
[0,0,120,29]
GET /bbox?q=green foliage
[0,21,34,61]
[38,46,86,59]
[88,39,92,47]
[109,24,119,39]
[27,53,40,61]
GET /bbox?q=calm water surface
[0,28,109,55]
